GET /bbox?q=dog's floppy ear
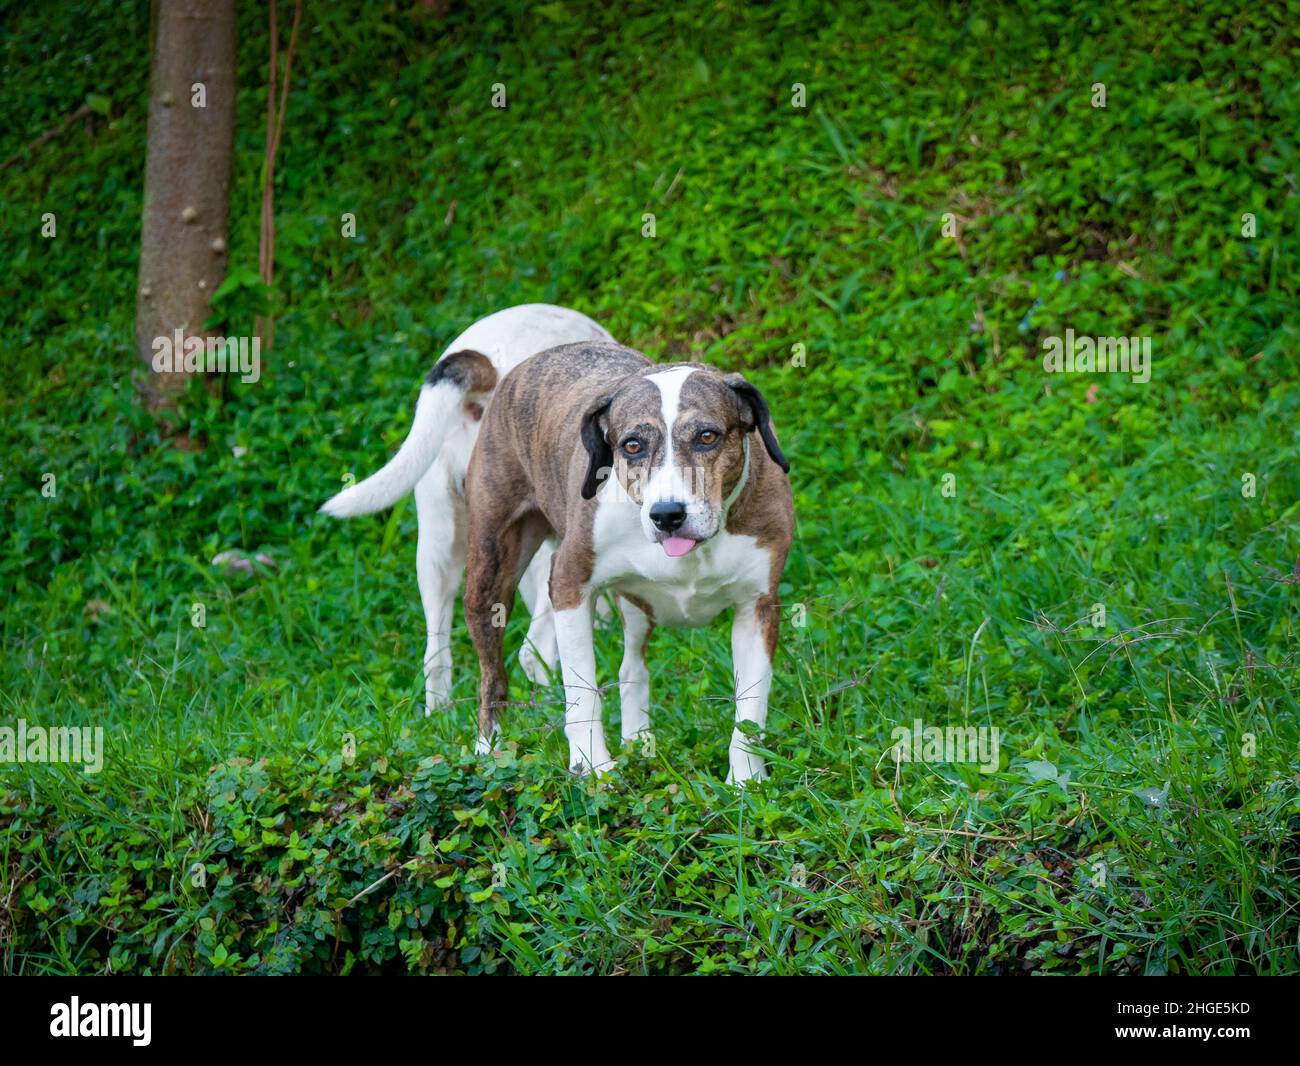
[726,373,789,474]
[580,393,615,499]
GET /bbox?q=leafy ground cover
[1,0,1298,973]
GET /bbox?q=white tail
[320,382,462,518]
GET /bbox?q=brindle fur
[463,341,793,743]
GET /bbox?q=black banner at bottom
[0,976,1281,1052]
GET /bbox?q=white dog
[321,304,613,711]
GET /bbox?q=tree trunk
[135,0,237,411]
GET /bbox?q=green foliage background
[1,0,1298,974]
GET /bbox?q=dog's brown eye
[622,438,643,456]
[697,429,720,447]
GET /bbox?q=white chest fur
[590,494,771,627]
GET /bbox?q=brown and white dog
[323,304,793,783]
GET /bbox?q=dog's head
[580,364,789,555]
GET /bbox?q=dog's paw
[568,764,618,785]
[621,727,656,755]
[567,751,617,779]
[725,759,769,787]
[519,641,554,686]
[474,728,500,756]
[424,687,453,716]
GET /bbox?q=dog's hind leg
[517,541,558,685]
[617,596,654,745]
[415,464,465,715]
[464,506,548,753]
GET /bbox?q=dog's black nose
[649,501,687,532]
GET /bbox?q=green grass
[1,0,1298,974]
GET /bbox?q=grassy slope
[1,0,1298,974]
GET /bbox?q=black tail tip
[425,349,498,393]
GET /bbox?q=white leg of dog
[553,600,614,774]
[728,600,773,784]
[617,597,653,743]
[415,468,465,715]
[518,542,558,685]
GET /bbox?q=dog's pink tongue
[662,536,697,557]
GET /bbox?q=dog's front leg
[727,595,779,784]
[553,596,614,774]
[617,595,653,744]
